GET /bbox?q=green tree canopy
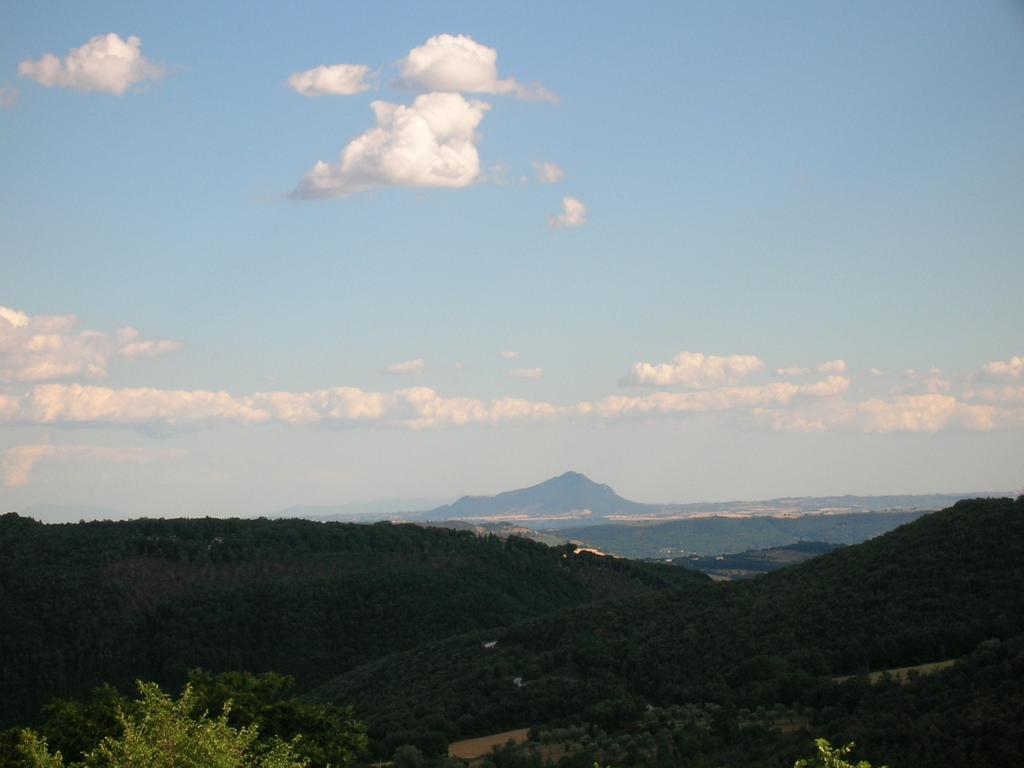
[19,681,306,768]
[795,739,888,768]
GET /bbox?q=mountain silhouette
[422,471,652,522]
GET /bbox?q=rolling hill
[310,497,1024,765]
[3,497,1022,768]
[0,513,697,729]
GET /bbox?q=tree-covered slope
[0,513,698,728]
[310,497,1024,756]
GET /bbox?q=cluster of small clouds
[7,362,1017,438]
[289,33,567,205]
[498,350,542,379]
[18,33,164,95]
[586,376,850,420]
[623,352,765,388]
[3,336,1022,435]
[285,33,583,222]
[4,305,1023,485]
[0,383,561,432]
[13,31,583,226]
[605,350,1024,434]
[0,305,180,383]
[984,355,1024,378]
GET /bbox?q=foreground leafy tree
[795,739,887,768]
[18,682,307,768]
[0,672,366,768]
[185,671,366,768]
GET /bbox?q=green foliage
[391,744,424,768]
[18,681,307,768]
[185,670,366,768]
[0,672,366,768]
[794,738,886,768]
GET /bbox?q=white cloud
[776,359,847,376]
[869,367,884,377]
[818,359,847,373]
[0,86,18,108]
[799,375,851,397]
[532,161,565,184]
[398,34,558,103]
[18,33,164,95]
[288,64,373,96]
[292,92,490,199]
[0,306,180,382]
[1,444,183,488]
[510,367,543,380]
[622,352,764,389]
[2,371,1021,436]
[116,327,183,359]
[387,357,425,375]
[389,387,559,429]
[20,384,268,426]
[0,383,564,431]
[965,385,1024,404]
[5,326,1023,437]
[856,394,960,433]
[590,377,845,420]
[763,392,1008,434]
[548,196,587,228]
[984,355,1024,378]
[0,393,20,420]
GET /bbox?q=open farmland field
[448,728,530,760]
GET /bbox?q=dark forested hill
[4,498,1022,768]
[311,497,1024,764]
[0,513,699,728]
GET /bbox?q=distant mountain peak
[421,471,651,523]
[545,470,600,486]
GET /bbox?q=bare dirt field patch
[449,728,530,760]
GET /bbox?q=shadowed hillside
[310,497,1024,764]
[0,513,698,728]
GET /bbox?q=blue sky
[2,2,1023,516]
